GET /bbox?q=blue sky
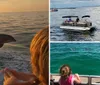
[50,0,100,8]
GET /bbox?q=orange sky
[0,0,48,12]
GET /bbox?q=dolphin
[0,34,16,48]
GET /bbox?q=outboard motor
[89,27,96,33]
[90,22,92,26]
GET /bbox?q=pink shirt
[59,75,74,85]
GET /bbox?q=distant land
[50,5,100,9]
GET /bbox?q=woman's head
[30,27,49,85]
[59,64,72,77]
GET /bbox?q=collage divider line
[49,0,50,84]
[50,41,100,43]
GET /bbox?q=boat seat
[62,22,74,26]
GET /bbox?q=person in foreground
[59,64,81,85]
[3,27,49,85]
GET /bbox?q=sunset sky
[0,0,48,12]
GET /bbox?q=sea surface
[0,11,48,47]
[50,43,100,75]
[0,11,48,70]
[50,7,100,41]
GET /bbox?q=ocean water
[0,11,48,71]
[0,11,48,47]
[50,7,100,41]
[50,43,100,75]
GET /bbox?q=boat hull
[60,25,91,31]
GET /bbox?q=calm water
[50,43,100,75]
[0,11,48,47]
[0,11,48,70]
[50,7,100,41]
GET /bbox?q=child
[59,64,81,85]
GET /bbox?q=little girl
[59,64,81,85]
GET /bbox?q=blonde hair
[30,27,49,85]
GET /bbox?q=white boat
[60,26,91,31]
[60,15,96,32]
[51,8,58,12]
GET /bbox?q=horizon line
[0,10,49,13]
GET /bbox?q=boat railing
[51,74,100,85]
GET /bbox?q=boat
[50,74,100,85]
[51,8,58,12]
[60,15,96,32]
[50,2,58,12]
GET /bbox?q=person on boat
[76,17,79,22]
[65,19,68,23]
[3,27,49,85]
[68,18,72,22]
[59,64,81,85]
[50,75,54,85]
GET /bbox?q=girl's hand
[74,73,79,78]
[3,68,40,85]
[74,73,81,84]
[3,70,20,85]
[3,70,34,85]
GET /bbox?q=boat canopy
[62,16,78,18]
[82,15,90,18]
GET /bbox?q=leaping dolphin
[0,34,16,48]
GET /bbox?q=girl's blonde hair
[30,27,49,85]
